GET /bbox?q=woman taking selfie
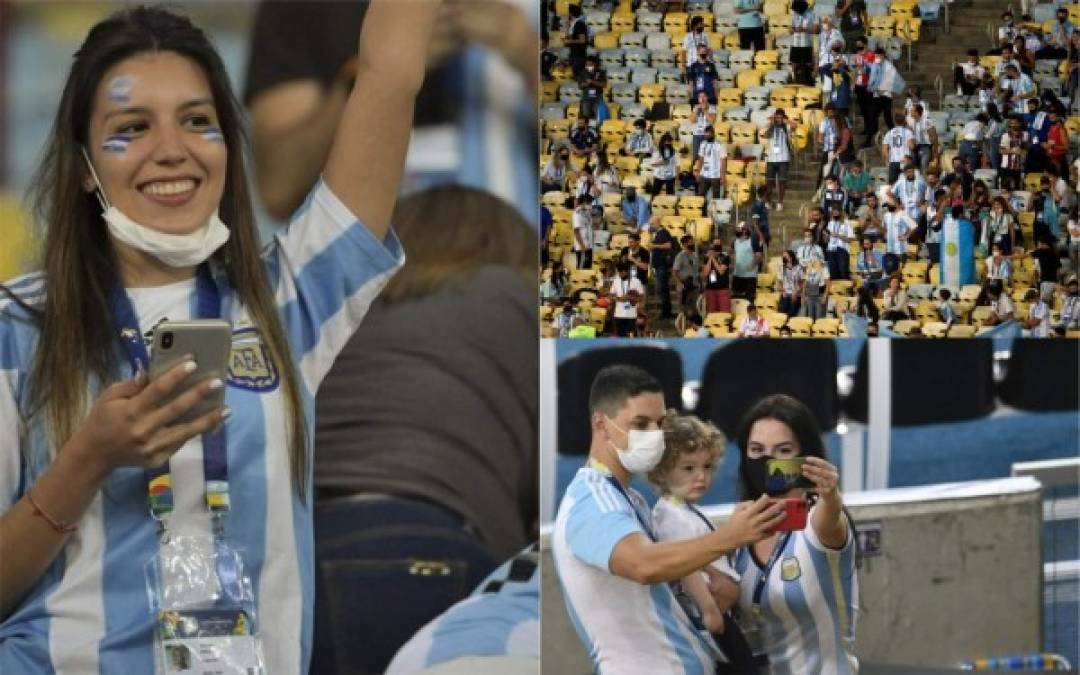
[0,3,437,673]
[733,395,859,674]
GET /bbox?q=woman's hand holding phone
[801,456,841,500]
[66,359,229,478]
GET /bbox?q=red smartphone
[770,498,809,532]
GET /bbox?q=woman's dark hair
[27,6,310,495]
[736,394,826,500]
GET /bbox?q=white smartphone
[149,320,232,425]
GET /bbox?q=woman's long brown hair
[27,7,310,497]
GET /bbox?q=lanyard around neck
[589,458,655,541]
[109,264,229,533]
[752,531,793,612]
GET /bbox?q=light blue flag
[940,217,975,287]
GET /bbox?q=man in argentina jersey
[385,545,539,674]
[552,365,784,674]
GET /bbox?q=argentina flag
[940,216,975,287]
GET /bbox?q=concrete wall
[540,478,1043,673]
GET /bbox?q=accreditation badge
[146,534,266,674]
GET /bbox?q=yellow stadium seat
[664,12,689,34]
[770,87,797,112]
[541,81,559,104]
[922,321,948,338]
[756,292,779,312]
[795,86,822,109]
[594,32,620,50]
[715,88,743,113]
[971,306,995,328]
[677,195,706,215]
[690,216,713,243]
[754,50,779,72]
[730,122,757,146]
[947,324,976,338]
[787,316,812,336]
[830,279,854,296]
[812,318,840,336]
[737,69,763,89]
[611,12,636,34]
[893,319,920,336]
[704,312,732,327]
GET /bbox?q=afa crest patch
[780,556,801,582]
[227,328,279,392]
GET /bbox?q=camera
[161,332,174,349]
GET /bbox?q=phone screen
[765,458,814,496]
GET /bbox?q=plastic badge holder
[146,534,266,674]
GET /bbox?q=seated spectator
[542,146,570,193]
[569,116,599,158]
[553,298,585,337]
[996,64,1035,114]
[984,282,1016,325]
[1036,7,1074,60]
[856,236,886,292]
[983,196,1017,255]
[1024,287,1052,337]
[954,49,986,96]
[843,160,871,213]
[738,304,770,337]
[882,275,909,320]
[938,288,958,330]
[986,242,1012,285]
[1055,275,1080,333]
[622,118,656,159]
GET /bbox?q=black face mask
[563,307,573,314]
[742,456,770,500]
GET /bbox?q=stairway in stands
[645,0,1014,335]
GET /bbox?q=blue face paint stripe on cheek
[101,135,133,154]
[202,127,225,143]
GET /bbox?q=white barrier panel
[540,477,1043,673]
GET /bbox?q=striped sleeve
[565,473,643,572]
[803,504,856,576]
[0,363,21,509]
[267,179,405,394]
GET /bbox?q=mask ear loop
[80,145,111,213]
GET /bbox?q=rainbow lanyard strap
[109,264,230,541]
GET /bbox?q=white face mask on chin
[606,416,666,474]
[81,146,230,268]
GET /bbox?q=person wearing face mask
[732,394,856,675]
[552,298,584,337]
[883,198,916,276]
[552,366,785,675]
[732,223,762,302]
[610,262,646,336]
[651,133,680,196]
[577,55,607,122]
[702,239,733,313]
[0,4,432,674]
[789,0,819,86]
[682,16,713,71]
[542,145,570,194]
[1055,275,1080,334]
[694,125,728,208]
[688,46,720,106]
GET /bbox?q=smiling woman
[0,3,439,675]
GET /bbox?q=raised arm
[610,496,784,584]
[323,0,442,240]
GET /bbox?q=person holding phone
[732,394,859,674]
[552,365,786,674]
[0,3,433,673]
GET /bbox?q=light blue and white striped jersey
[733,506,859,675]
[552,467,719,675]
[0,180,403,675]
[385,544,539,674]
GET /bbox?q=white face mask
[82,146,230,268]
[606,416,665,474]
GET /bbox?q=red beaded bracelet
[27,489,78,535]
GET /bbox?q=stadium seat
[694,340,840,437]
[557,345,685,454]
[845,340,995,426]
